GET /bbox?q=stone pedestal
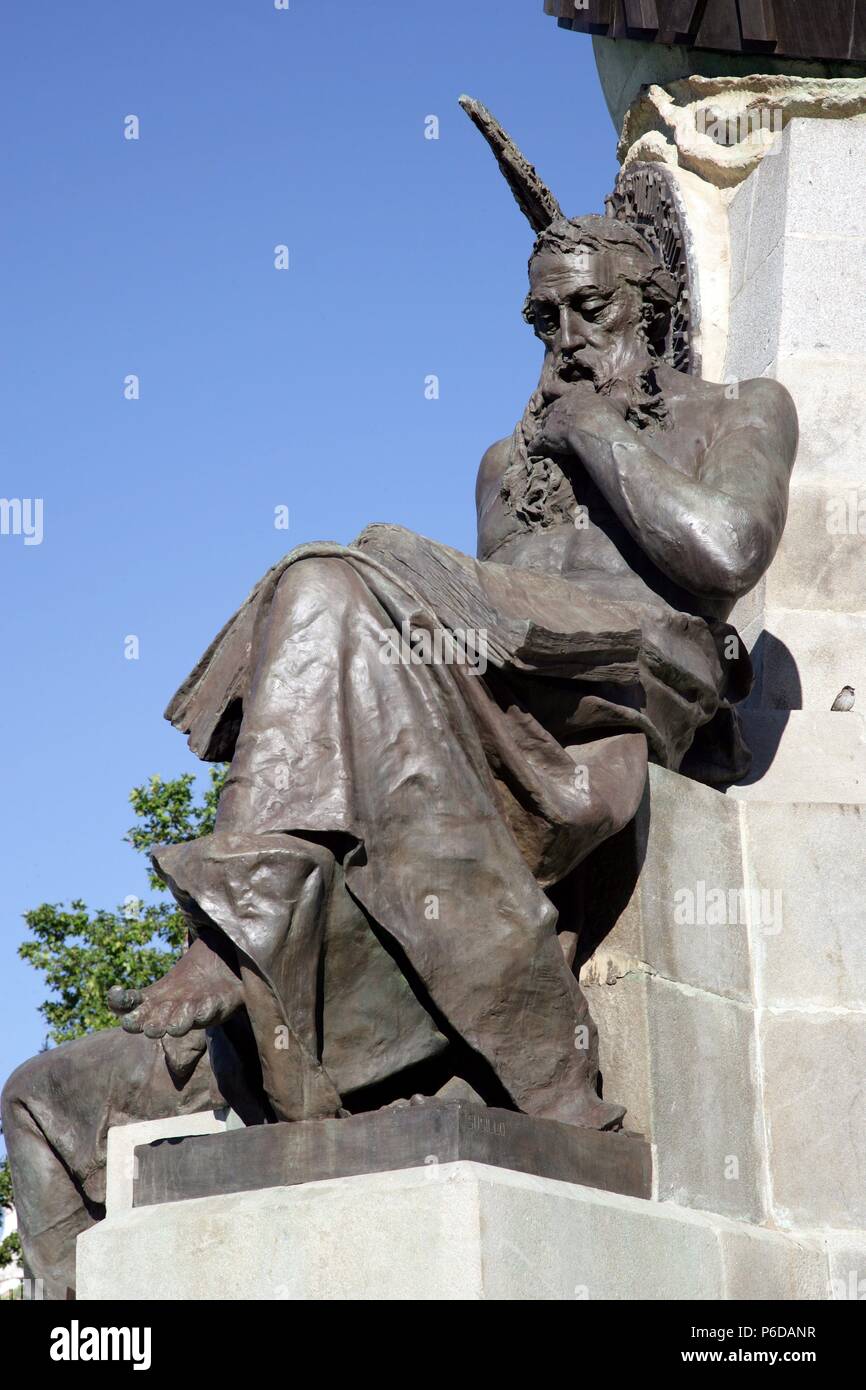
[77,1160,835,1301]
[581,765,866,1257]
[104,1109,228,1216]
[129,1101,652,1208]
[725,120,866,711]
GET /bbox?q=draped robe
[156,520,751,1121]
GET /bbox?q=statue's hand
[532,387,629,457]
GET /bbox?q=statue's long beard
[501,360,669,531]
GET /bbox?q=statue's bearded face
[526,247,650,395]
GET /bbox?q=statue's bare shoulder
[476,436,512,503]
[475,435,515,555]
[694,375,799,507]
[728,376,799,462]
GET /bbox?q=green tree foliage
[1,766,227,1272]
[18,766,227,1044]
[0,1159,12,1211]
[0,1156,22,1272]
[0,1230,22,1276]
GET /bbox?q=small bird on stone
[831,685,856,711]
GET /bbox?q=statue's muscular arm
[475,436,517,560]
[537,379,798,601]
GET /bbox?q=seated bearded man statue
[2,99,797,1298]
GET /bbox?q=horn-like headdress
[458,95,563,234]
[460,94,690,374]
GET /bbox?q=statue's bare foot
[378,1094,431,1112]
[379,1089,623,1131]
[107,935,243,1039]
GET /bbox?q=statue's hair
[524,214,678,359]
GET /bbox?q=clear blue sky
[0,1,617,1105]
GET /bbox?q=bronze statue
[2,98,797,1298]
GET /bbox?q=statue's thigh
[5,1027,218,1203]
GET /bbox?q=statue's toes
[191,995,218,1029]
[165,1000,197,1038]
[140,1000,178,1039]
[142,1017,169,1040]
[108,986,142,1016]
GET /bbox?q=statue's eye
[578,298,606,320]
[535,307,558,335]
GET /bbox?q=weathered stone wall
[726,120,866,715]
[582,765,866,1292]
[573,112,866,1298]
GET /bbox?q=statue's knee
[274,556,359,618]
[155,828,335,919]
[1,1053,49,1133]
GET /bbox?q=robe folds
[155,523,752,1119]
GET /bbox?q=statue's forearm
[571,426,773,600]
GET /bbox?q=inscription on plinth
[133,1101,652,1207]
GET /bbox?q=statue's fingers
[120,1009,144,1034]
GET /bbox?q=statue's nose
[559,309,587,352]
